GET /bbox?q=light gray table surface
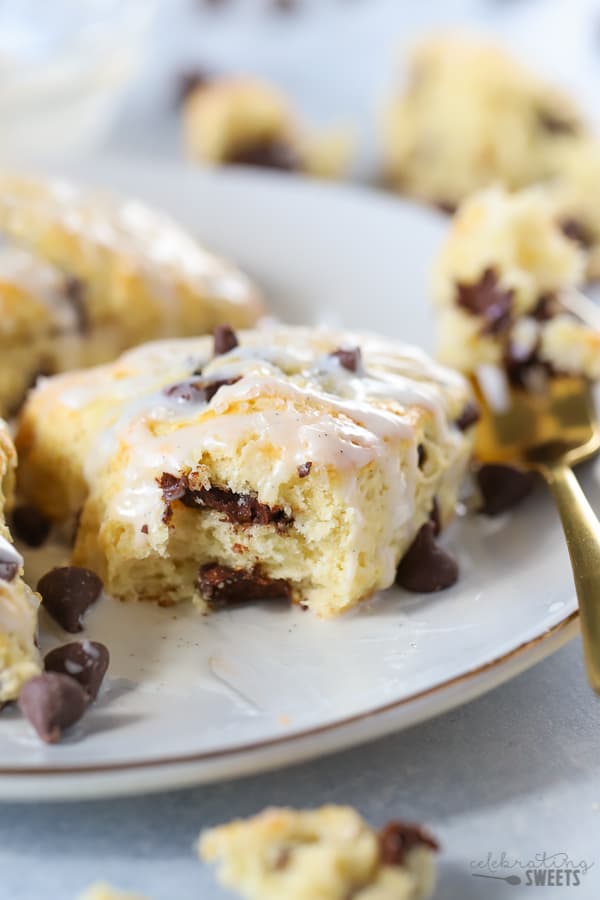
[2,1,600,898]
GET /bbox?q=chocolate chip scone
[199,806,438,900]
[182,77,353,178]
[0,172,263,416]
[16,325,474,616]
[383,34,586,211]
[0,419,40,704]
[432,186,600,384]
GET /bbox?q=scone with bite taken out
[0,419,41,704]
[199,805,438,900]
[182,76,353,179]
[0,172,262,416]
[431,185,600,385]
[16,325,475,617]
[383,34,586,211]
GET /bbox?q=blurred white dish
[0,157,580,800]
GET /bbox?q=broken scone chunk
[16,325,474,616]
[0,172,262,416]
[182,76,353,178]
[383,34,586,210]
[0,419,41,705]
[432,186,600,384]
[199,805,438,900]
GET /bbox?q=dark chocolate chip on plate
[11,504,51,547]
[477,464,535,516]
[228,140,300,172]
[378,821,440,865]
[213,324,239,356]
[18,672,89,743]
[396,522,458,593]
[330,346,362,372]
[37,566,103,633]
[44,641,109,701]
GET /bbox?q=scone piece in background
[0,419,41,705]
[199,805,438,900]
[16,325,474,617]
[0,172,262,415]
[431,186,600,385]
[545,137,600,281]
[383,34,586,210]
[182,76,353,178]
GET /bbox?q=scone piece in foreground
[16,326,474,616]
[432,186,600,383]
[0,420,40,704]
[199,805,438,900]
[0,173,262,394]
[383,34,586,210]
[182,77,353,179]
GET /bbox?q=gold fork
[472,374,600,693]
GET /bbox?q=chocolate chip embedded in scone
[396,522,458,592]
[297,461,312,478]
[37,566,103,633]
[477,464,535,516]
[378,820,440,865]
[11,504,51,548]
[330,346,362,372]
[455,401,480,432]
[164,375,241,404]
[456,268,513,335]
[213,324,239,356]
[198,564,291,608]
[44,641,109,701]
[18,672,88,743]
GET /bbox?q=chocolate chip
[297,461,312,478]
[181,483,293,529]
[531,293,563,321]
[454,401,480,431]
[477,464,535,516]
[11,505,51,547]
[176,67,213,106]
[378,821,439,866]
[435,200,456,214]
[417,444,427,468]
[64,276,89,334]
[0,557,19,582]
[330,346,362,372]
[140,524,149,534]
[37,567,103,633]
[456,268,513,335]
[18,672,88,743]
[228,140,299,171]
[198,564,291,608]
[213,324,239,356]
[164,375,240,404]
[44,641,109,701]
[429,498,441,537]
[560,217,594,250]
[537,108,579,135]
[395,523,458,592]
[158,472,188,504]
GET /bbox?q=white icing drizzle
[37,327,470,577]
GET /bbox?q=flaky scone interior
[16,326,474,617]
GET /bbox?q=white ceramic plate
[0,157,583,801]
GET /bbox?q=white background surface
[2,0,600,898]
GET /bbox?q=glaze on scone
[199,805,438,900]
[0,172,262,415]
[432,186,600,383]
[16,325,474,616]
[182,77,353,178]
[0,420,40,704]
[383,34,586,210]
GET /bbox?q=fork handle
[541,462,600,693]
